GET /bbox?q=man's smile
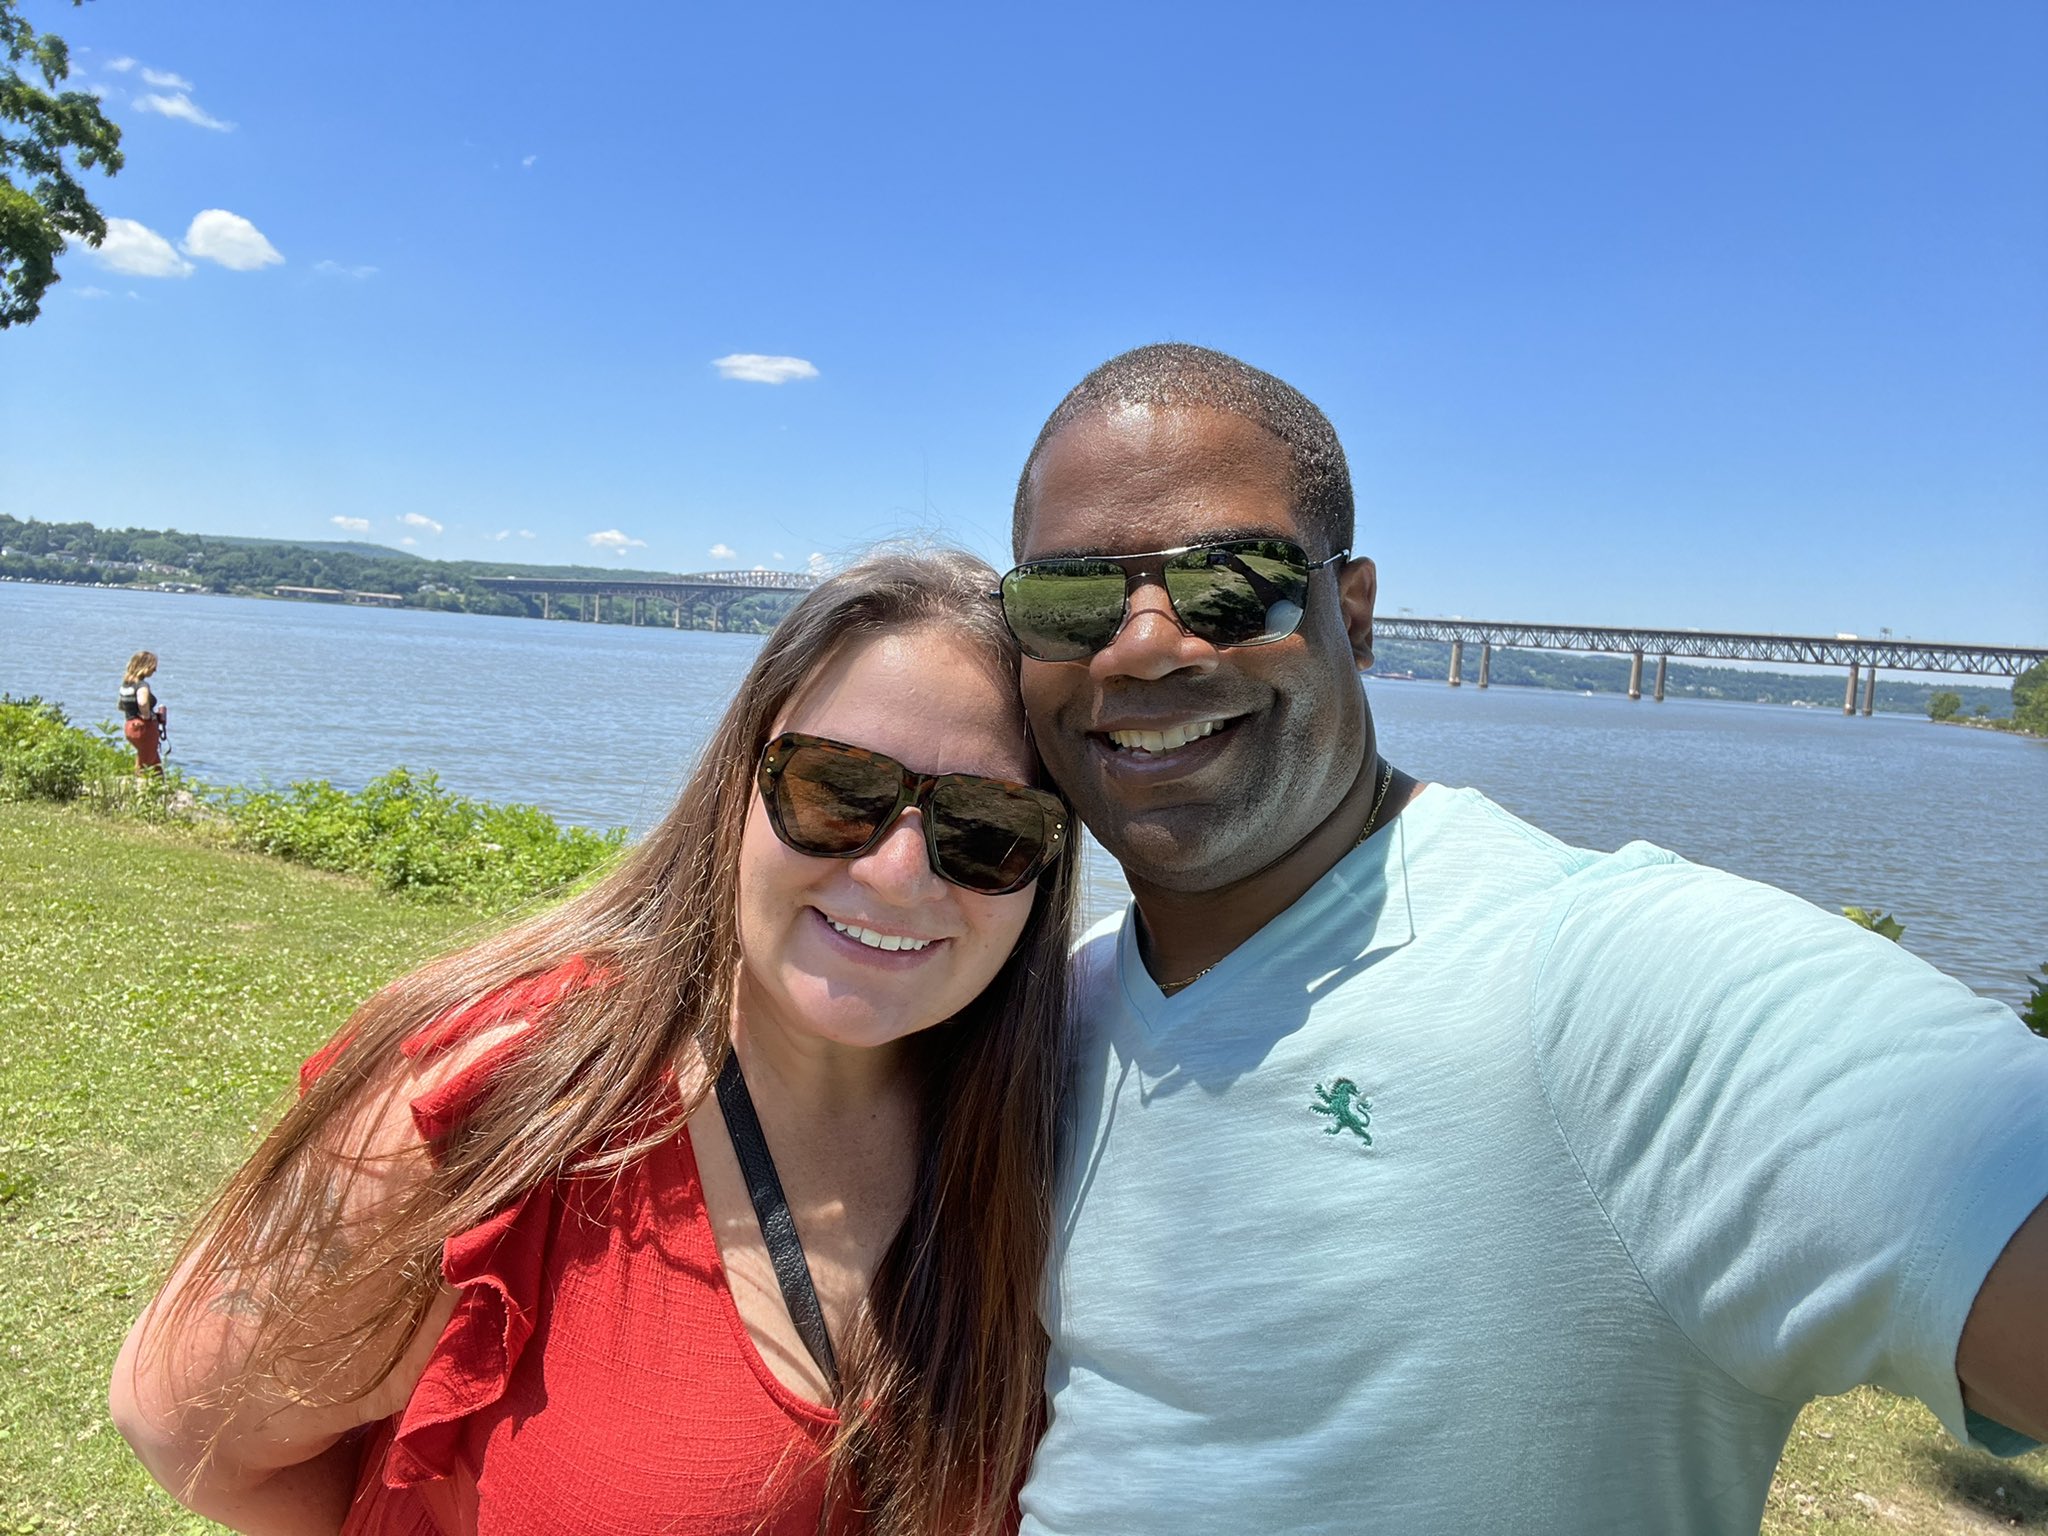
[1103,717,1233,755]
[1082,712,1248,783]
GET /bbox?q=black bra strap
[714,1054,838,1385]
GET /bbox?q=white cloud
[399,512,443,534]
[135,92,233,131]
[313,259,377,280]
[182,210,281,270]
[521,154,537,169]
[771,550,785,561]
[587,529,647,555]
[330,516,370,533]
[708,543,739,561]
[807,552,830,576]
[140,67,193,89]
[712,353,818,385]
[90,218,193,278]
[106,56,137,72]
[73,285,110,299]
[79,82,109,99]
[400,536,418,547]
[490,530,511,541]
[517,529,536,539]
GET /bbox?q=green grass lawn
[0,803,476,1534]
[1,801,2041,1533]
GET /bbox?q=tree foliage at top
[1,0,121,327]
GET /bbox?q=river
[5,581,2043,1008]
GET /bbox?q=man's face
[1015,405,1370,894]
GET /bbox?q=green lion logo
[1311,1078,1373,1146]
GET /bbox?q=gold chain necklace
[1155,758,1397,995]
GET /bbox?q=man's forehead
[1022,523,1303,562]
[1018,404,1301,558]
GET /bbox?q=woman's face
[735,625,1042,1054]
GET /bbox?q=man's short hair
[1012,343,1356,559]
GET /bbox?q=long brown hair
[144,547,1078,1534]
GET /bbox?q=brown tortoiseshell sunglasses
[755,732,1067,895]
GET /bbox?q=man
[997,343,2048,1533]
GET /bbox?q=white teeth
[826,917,933,952]
[1107,718,1227,755]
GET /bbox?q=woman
[109,549,1079,1536]
[119,650,167,774]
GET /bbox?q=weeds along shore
[0,695,624,908]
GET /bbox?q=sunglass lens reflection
[1001,562,1127,662]
[928,780,1049,893]
[778,746,898,854]
[1163,543,1310,647]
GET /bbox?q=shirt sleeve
[1528,845,2048,1453]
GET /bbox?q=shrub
[0,696,130,803]
[217,767,623,907]
[1927,692,1962,722]
[2023,964,2048,1040]
[1842,906,1905,942]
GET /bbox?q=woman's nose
[848,811,942,899]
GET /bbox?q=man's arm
[1958,1196,2048,1444]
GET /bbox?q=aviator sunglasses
[994,537,1350,663]
[756,732,1067,896]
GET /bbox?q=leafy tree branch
[1,0,122,327]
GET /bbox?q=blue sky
[6,1,2044,643]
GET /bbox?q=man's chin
[1093,815,1260,896]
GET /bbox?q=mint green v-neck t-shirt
[1020,786,2046,1536]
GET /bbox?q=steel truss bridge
[1374,618,2048,714]
[476,571,819,630]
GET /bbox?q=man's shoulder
[1400,784,1614,902]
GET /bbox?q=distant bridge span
[474,574,2043,713]
[476,570,819,629]
[478,570,818,597]
[1375,617,2047,713]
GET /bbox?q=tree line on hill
[0,514,805,633]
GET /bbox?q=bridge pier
[632,596,643,627]
[1861,667,1876,716]
[1844,662,1859,716]
[1477,642,1491,689]
[541,592,551,621]
[1448,639,1463,687]
[1628,649,1643,700]
[674,598,682,629]
[1654,654,1668,702]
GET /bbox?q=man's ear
[1337,555,1378,670]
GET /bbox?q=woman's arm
[108,1027,517,1535]
[109,1277,455,1535]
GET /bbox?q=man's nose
[849,811,943,899]
[1091,578,1220,683]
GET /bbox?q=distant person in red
[118,651,167,775]
[108,550,1077,1536]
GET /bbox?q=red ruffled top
[308,962,859,1536]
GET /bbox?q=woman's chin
[743,974,954,1055]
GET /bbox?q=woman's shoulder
[300,957,602,1154]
